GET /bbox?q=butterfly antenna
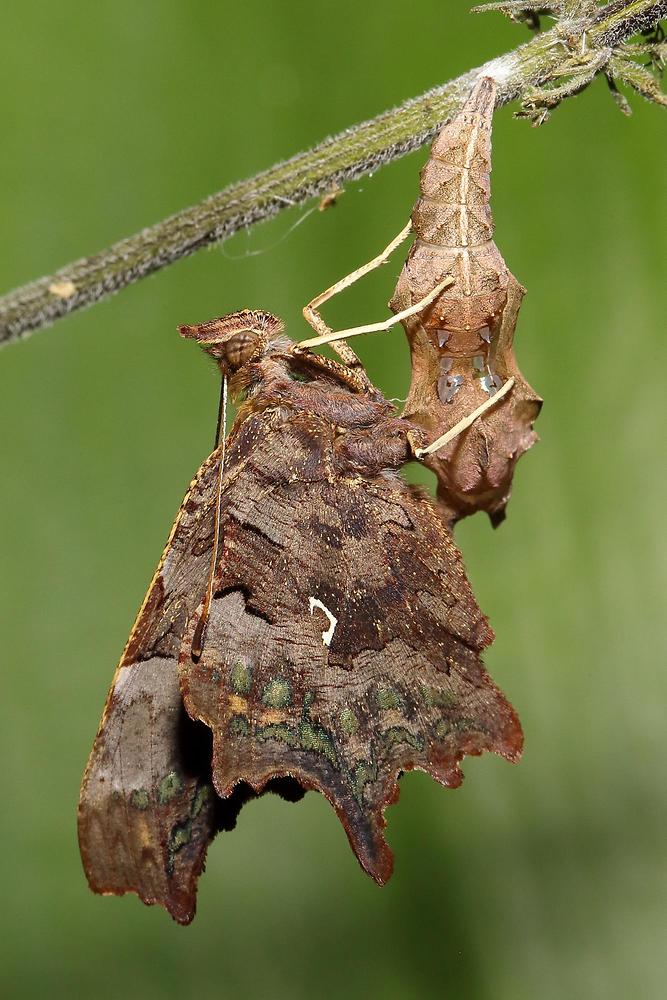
[191,373,228,660]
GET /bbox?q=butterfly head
[179,310,286,376]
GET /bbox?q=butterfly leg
[414,377,515,457]
[289,347,374,393]
[299,276,454,352]
[300,222,413,363]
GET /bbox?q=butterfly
[78,309,522,924]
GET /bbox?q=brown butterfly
[78,309,522,924]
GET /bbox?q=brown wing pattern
[78,451,223,924]
[179,408,522,884]
[80,319,524,920]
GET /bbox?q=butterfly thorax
[230,359,418,483]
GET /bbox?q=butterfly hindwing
[78,451,223,924]
[178,406,522,883]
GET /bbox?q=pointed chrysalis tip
[468,74,498,113]
[478,53,518,88]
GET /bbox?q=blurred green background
[1,2,665,998]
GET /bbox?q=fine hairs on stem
[0,0,664,348]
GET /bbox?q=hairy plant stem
[1,0,665,347]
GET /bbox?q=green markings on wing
[262,677,292,709]
[340,707,359,736]
[230,660,252,695]
[128,770,185,811]
[191,785,212,819]
[257,723,299,747]
[376,685,404,711]
[420,685,485,742]
[222,678,459,807]
[126,772,214,877]
[435,717,482,739]
[229,714,250,737]
[351,760,378,803]
[158,770,184,804]
[380,726,424,752]
[255,717,335,761]
[166,783,214,876]
[298,720,338,766]
[422,684,457,710]
[254,687,338,766]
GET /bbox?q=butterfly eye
[221,330,261,370]
[179,310,284,372]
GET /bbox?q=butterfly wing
[179,410,522,883]
[78,451,222,924]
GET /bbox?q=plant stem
[0,0,664,348]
